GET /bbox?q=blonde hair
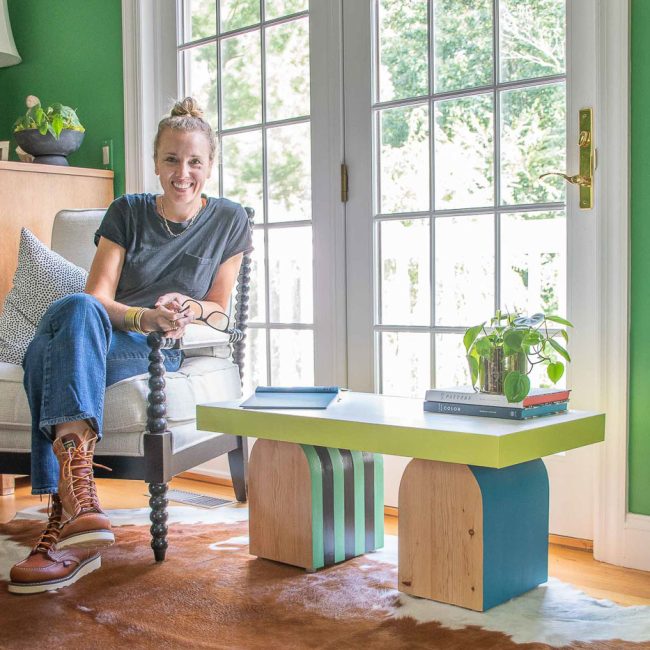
[153,97,217,163]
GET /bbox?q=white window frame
[121,0,645,570]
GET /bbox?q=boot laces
[33,495,62,553]
[61,435,111,516]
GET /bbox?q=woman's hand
[140,303,195,340]
[155,292,191,313]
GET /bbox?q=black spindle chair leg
[149,482,169,562]
[147,332,170,562]
[228,436,248,502]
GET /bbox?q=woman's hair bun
[171,97,204,119]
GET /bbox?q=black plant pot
[14,128,85,166]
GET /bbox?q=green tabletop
[196,391,605,468]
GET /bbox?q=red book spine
[522,390,571,407]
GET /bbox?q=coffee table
[197,392,604,611]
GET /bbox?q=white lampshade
[0,0,20,67]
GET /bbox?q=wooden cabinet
[0,161,114,309]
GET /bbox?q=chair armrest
[171,323,230,350]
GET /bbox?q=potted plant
[463,310,573,403]
[13,95,85,166]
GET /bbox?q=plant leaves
[546,315,574,328]
[467,354,479,386]
[463,323,485,353]
[548,338,571,363]
[547,361,564,383]
[503,329,525,352]
[560,329,568,342]
[523,330,542,346]
[503,371,530,403]
[51,113,64,138]
[475,336,493,357]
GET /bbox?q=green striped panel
[326,447,346,563]
[351,450,366,556]
[373,453,384,550]
[300,444,383,568]
[300,444,325,570]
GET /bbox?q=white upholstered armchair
[0,207,254,561]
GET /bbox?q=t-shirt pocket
[176,252,214,296]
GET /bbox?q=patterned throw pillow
[0,228,88,365]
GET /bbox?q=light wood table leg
[0,474,15,496]
[249,439,384,571]
[398,458,549,611]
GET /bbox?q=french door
[343,0,601,540]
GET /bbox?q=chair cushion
[0,356,241,455]
[0,228,87,365]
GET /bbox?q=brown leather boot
[8,494,101,594]
[53,431,115,549]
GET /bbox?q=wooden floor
[2,475,650,606]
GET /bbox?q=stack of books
[423,386,570,420]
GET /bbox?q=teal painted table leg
[399,458,549,611]
[470,460,549,610]
[249,440,384,571]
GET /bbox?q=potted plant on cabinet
[463,310,573,403]
[13,95,85,166]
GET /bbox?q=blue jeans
[22,293,183,495]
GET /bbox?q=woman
[9,97,252,594]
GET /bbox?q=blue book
[241,386,339,409]
[423,400,568,420]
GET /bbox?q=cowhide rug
[0,504,649,650]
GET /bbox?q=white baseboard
[620,514,650,571]
[181,467,231,482]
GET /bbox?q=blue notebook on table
[240,386,339,409]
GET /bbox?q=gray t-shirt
[95,193,252,308]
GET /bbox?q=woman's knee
[50,292,101,315]
[43,293,110,331]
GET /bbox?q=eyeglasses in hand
[181,299,232,333]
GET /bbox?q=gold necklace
[157,195,203,238]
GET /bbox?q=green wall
[630,0,650,515]
[0,0,125,195]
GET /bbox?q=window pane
[379,104,430,214]
[222,130,263,218]
[221,30,262,128]
[500,83,565,205]
[499,0,565,83]
[266,17,310,122]
[377,0,428,102]
[500,210,566,317]
[249,228,266,323]
[435,214,494,326]
[434,93,493,210]
[433,0,492,92]
[184,0,216,42]
[204,163,220,198]
[268,226,313,323]
[270,329,314,385]
[267,122,311,222]
[380,218,430,326]
[242,327,268,396]
[265,0,307,20]
[381,332,430,398]
[183,44,218,129]
[435,333,471,388]
[220,0,259,32]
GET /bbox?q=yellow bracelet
[124,307,147,334]
[134,307,147,334]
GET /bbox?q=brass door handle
[539,108,594,209]
[539,172,591,187]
